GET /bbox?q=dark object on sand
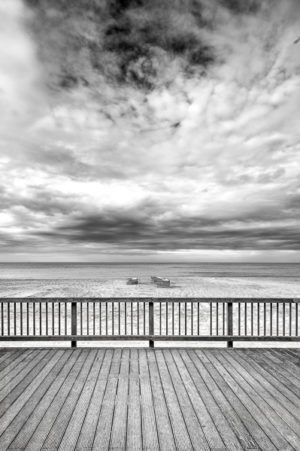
[151,276,162,283]
[153,277,171,287]
[127,277,139,285]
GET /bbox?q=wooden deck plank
[163,349,210,450]
[155,350,192,450]
[271,350,300,381]
[0,350,70,450]
[109,349,130,450]
[58,350,105,451]
[147,349,176,451]
[138,349,160,451]
[177,349,259,451]
[222,351,300,440]
[0,348,298,451]
[202,350,290,450]
[92,349,122,451]
[200,350,275,451]
[174,349,229,450]
[0,350,61,438]
[0,351,41,404]
[243,350,300,406]
[0,350,49,409]
[75,350,113,450]
[212,351,296,450]
[0,350,34,388]
[186,350,243,451]
[255,350,300,392]
[10,350,79,449]
[126,349,143,451]
[42,350,97,450]
[0,350,30,375]
[24,350,88,451]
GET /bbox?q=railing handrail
[0,297,299,348]
[0,297,299,303]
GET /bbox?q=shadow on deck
[0,348,299,450]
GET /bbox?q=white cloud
[0,0,300,261]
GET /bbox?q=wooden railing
[0,298,299,347]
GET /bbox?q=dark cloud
[24,0,215,92]
[219,0,261,15]
[35,207,300,251]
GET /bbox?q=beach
[0,263,299,348]
[0,262,300,298]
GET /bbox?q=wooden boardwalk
[0,348,299,450]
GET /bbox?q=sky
[0,0,300,262]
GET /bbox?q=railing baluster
[20,303,24,336]
[270,303,272,336]
[131,302,133,335]
[25,302,29,336]
[1,303,3,336]
[58,302,61,336]
[71,301,77,347]
[172,302,175,335]
[198,302,200,336]
[39,302,42,335]
[7,303,10,336]
[64,302,67,335]
[179,302,181,335]
[289,302,292,336]
[257,302,260,336]
[46,303,48,336]
[52,302,55,335]
[209,303,212,336]
[238,302,241,336]
[159,302,162,335]
[93,302,96,336]
[99,302,102,335]
[251,303,253,336]
[296,302,298,336]
[222,302,225,336]
[166,302,168,336]
[33,303,36,336]
[13,303,16,336]
[143,302,145,334]
[185,302,187,336]
[118,302,121,335]
[283,303,285,336]
[106,302,108,335]
[191,302,193,336]
[124,302,127,335]
[149,301,154,348]
[227,301,233,348]
[216,302,218,336]
[87,302,89,336]
[244,302,247,336]
[276,303,279,336]
[263,303,266,336]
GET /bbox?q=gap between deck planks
[0,348,299,450]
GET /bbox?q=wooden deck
[0,348,299,450]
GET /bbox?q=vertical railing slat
[227,301,233,348]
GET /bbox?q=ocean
[0,262,299,298]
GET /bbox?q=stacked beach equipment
[151,276,171,287]
[127,277,139,285]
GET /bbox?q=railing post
[71,301,77,348]
[227,301,233,348]
[149,301,154,348]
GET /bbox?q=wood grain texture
[0,348,298,450]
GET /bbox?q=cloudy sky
[0,0,300,262]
